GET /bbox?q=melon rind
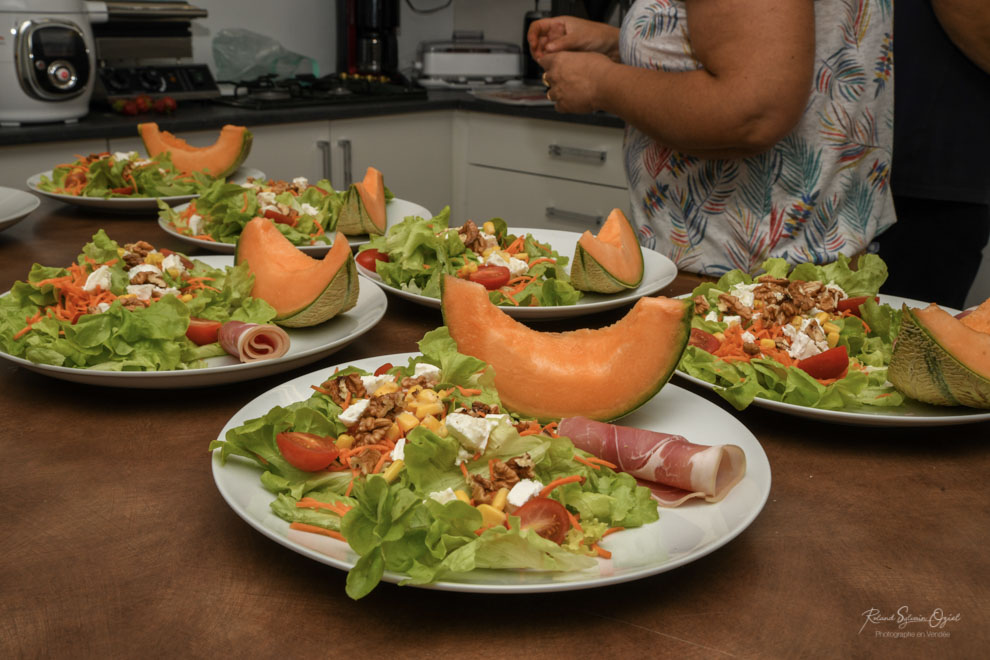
[441,274,692,422]
[336,186,382,236]
[275,257,360,328]
[570,242,643,293]
[888,304,990,408]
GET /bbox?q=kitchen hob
[213,73,427,110]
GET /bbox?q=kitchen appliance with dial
[0,0,107,125]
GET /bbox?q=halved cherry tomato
[110,186,134,195]
[275,431,340,472]
[689,328,721,353]
[185,317,222,345]
[356,248,389,272]
[263,208,298,227]
[515,497,570,544]
[468,265,511,290]
[836,296,880,316]
[374,362,393,376]
[797,344,849,380]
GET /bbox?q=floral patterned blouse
[620,0,895,275]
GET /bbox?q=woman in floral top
[530,0,895,277]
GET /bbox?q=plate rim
[0,254,388,387]
[355,227,678,320]
[675,292,990,426]
[211,353,772,594]
[0,186,41,228]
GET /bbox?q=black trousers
[876,196,990,310]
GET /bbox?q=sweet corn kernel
[482,247,494,258]
[373,381,400,396]
[815,311,830,323]
[454,489,470,503]
[497,250,511,262]
[180,293,194,302]
[335,433,355,450]
[167,268,181,279]
[482,221,495,235]
[383,459,404,483]
[396,411,420,433]
[491,488,509,512]
[385,423,402,443]
[116,247,126,257]
[420,414,442,434]
[476,503,506,528]
[759,338,776,350]
[827,331,840,348]
[144,252,164,266]
[822,321,840,335]
[117,293,137,299]
[791,316,803,328]
[515,252,529,262]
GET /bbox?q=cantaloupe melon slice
[888,302,990,408]
[441,274,691,421]
[235,217,359,327]
[138,122,252,178]
[960,297,990,333]
[570,208,644,293]
[337,167,387,236]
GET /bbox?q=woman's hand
[527,16,621,62]
[540,51,616,114]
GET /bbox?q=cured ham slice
[218,321,290,362]
[557,416,746,507]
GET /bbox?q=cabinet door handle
[545,207,604,228]
[317,140,331,183]
[338,139,352,188]
[547,144,607,163]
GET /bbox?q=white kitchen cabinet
[0,138,109,190]
[453,112,629,231]
[327,111,452,217]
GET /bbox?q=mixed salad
[356,210,583,307]
[0,230,276,370]
[678,254,905,410]
[158,176,351,247]
[212,327,659,599]
[37,151,211,199]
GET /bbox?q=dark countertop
[0,90,625,147]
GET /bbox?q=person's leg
[876,197,990,309]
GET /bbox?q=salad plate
[0,187,40,232]
[0,255,387,388]
[356,228,679,320]
[212,354,772,594]
[158,198,433,254]
[676,293,990,426]
[25,167,266,212]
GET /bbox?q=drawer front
[465,114,627,188]
[464,165,630,232]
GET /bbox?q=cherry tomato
[185,318,222,345]
[374,362,393,376]
[836,296,880,316]
[797,344,849,380]
[356,249,389,272]
[263,208,298,227]
[468,265,511,290]
[275,431,340,472]
[689,328,721,353]
[514,497,570,544]
[110,186,134,195]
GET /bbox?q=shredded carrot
[584,456,618,470]
[566,510,583,532]
[591,543,612,559]
[296,498,351,517]
[345,479,355,497]
[504,235,525,255]
[527,257,556,268]
[460,462,470,480]
[240,191,249,212]
[488,458,497,481]
[342,389,353,409]
[573,455,601,470]
[372,452,390,474]
[289,522,346,541]
[539,475,584,498]
[191,234,217,242]
[455,385,482,397]
[602,526,624,538]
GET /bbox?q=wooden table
[2,198,987,659]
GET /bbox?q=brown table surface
[1,197,987,659]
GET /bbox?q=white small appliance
[415,32,521,90]
[0,0,107,125]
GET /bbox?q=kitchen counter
[1,199,988,658]
[0,90,624,147]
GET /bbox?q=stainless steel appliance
[335,0,400,79]
[0,0,104,125]
[90,1,219,103]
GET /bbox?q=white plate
[0,187,40,231]
[212,354,771,595]
[0,255,387,388]
[158,198,433,254]
[25,167,266,212]
[676,293,990,426]
[356,228,679,320]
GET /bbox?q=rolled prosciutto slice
[558,416,746,507]
[218,321,290,362]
